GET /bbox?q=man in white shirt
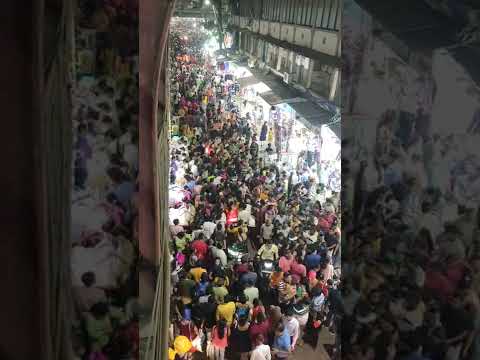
[251,334,271,360]
[314,185,326,205]
[238,204,251,224]
[170,219,184,236]
[290,171,299,187]
[190,162,198,177]
[243,280,260,306]
[213,175,223,185]
[209,242,228,266]
[202,221,217,240]
[260,219,274,243]
[274,212,288,226]
[283,309,300,350]
[303,228,319,244]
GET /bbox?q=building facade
[229,0,341,105]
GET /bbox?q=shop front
[273,103,341,194]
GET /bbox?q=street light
[205,0,210,5]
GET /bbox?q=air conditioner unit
[283,72,290,84]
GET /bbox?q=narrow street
[164,9,341,360]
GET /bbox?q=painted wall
[293,26,312,48]
[270,22,281,39]
[280,24,295,43]
[237,16,340,58]
[312,30,339,56]
[252,19,260,33]
[260,20,269,35]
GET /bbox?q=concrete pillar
[329,68,340,101]
[289,51,294,73]
[276,47,282,71]
[306,58,314,89]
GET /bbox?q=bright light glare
[205,0,211,5]
[203,37,219,56]
[320,125,340,161]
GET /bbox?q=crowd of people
[71,1,140,359]
[167,34,342,360]
[342,110,480,360]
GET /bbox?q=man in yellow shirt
[257,240,279,261]
[189,262,207,283]
[216,295,236,326]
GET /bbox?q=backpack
[236,305,249,319]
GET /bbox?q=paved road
[292,343,331,360]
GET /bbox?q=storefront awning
[288,100,338,134]
[233,62,338,132]
[253,72,302,106]
[252,71,336,131]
